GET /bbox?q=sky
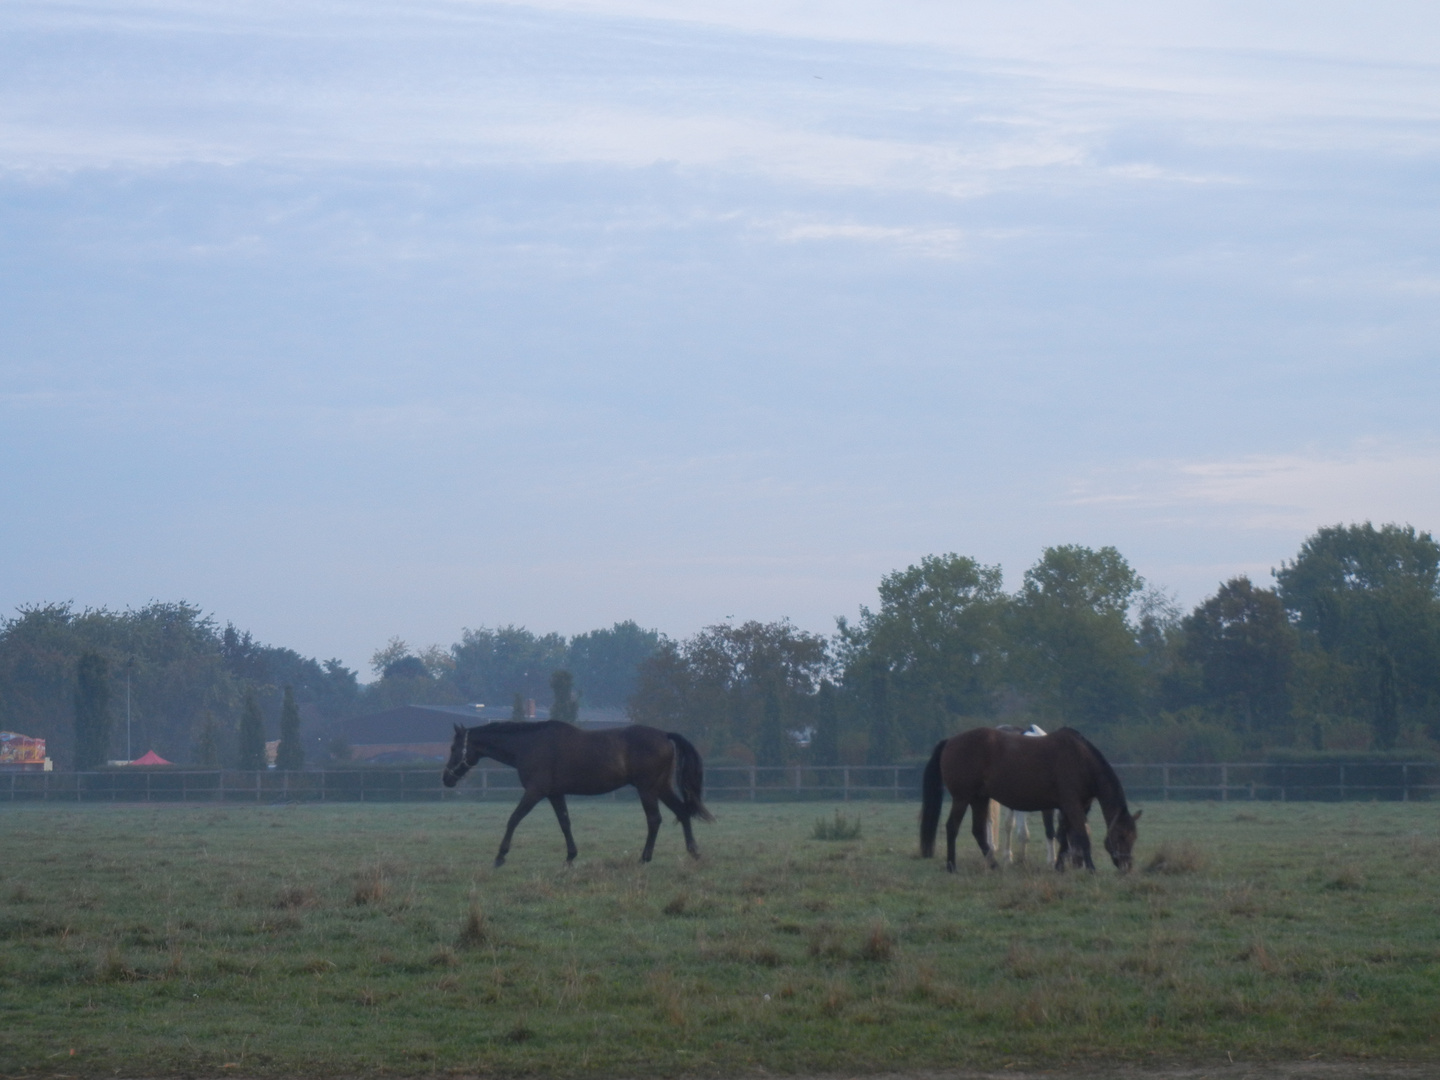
[3,0,1438,675]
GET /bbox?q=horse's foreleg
[944,800,966,873]
[1056,806,1093,872]
[657,788,699,858]
[495,790,545,867]
[548,793,578,862]
[1042,810,1057,868]
[971,799,997,869]
[1013,810,1029,865]
[987,799,1002,860]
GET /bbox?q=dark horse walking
[442,721,714,866]
[920,726,1141,872]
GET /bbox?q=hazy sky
[3,0,1438,674]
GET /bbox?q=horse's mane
[1058,728,1130,817]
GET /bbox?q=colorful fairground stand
[0,732,52,771]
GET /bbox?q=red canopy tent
[129,750,171,765]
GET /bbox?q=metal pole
[125,662,132,761]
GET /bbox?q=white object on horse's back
[1024,724,1046,736]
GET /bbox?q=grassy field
[1,796,1438,1077]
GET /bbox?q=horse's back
[940,726,1084,813]
[542,722,674,794]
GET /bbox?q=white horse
[987,724,1056,866]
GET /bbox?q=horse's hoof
[493,856,506,868]
[945,861,956,873]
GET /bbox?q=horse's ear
[454,723,464,736]
[1131,809,1142,822]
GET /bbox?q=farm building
[321,704,630,764]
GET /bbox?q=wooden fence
[2,762,1437,803]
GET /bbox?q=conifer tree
[866,660,896,765]
[237,692,267,770]
[275,685,304,769]
[194,710,221,767]
[74,652,112,770]
[810,680,840,766]
[549,670,578,724]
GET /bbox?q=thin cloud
[1067,443,1440,533]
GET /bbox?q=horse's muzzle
[442,769,460,788]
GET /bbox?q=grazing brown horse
[442,721,714,866]
[920,726,1140,872]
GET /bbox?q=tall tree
[810,679,840,766]
[566,621,662,706]
[73,652,112,770]
[550,670,578,724]
[449,625,568,705]
[1179,576,1296,744]
[1276,523,1440,749]
[194,710,221,767]
[628,620,829,762]
[866,659,896,765]
[837,553,1007,752]
[1009,545,1146,727]
[237,692,267,770]
[275,685,304,769]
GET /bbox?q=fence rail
[2,761,1438,804]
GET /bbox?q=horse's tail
[919,739,947,858]
[667,732,715,823]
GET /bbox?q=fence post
[1403,763,1409,803]
[1339,764,1345,801]
[843,768,850,802]
[1163,764,1170,802]
[893,766,900,801]
[1221,764,1228,802]
[749,765,756,802]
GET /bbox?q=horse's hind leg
[944,800,966,873]
[548,793,578,862]
[971,799,997,869]
[658,787,699,858]
[495,790,544,868]
[1012,810,1029,865]
[638,791,664,863]
[1041,810,1057,868]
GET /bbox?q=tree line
[629,523,1440,765]
[3,523,1437,767]
[0,606,659,767]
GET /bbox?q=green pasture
[1,798,1437,1076]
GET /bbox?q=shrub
[811,810,862,841]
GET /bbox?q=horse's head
[441,723,484,788]
[1103,807,1142,872]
